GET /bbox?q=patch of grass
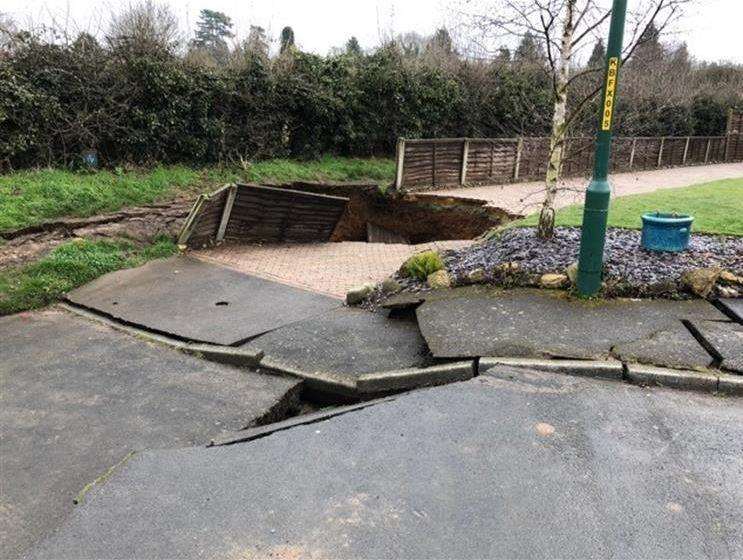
[0,237,177,315]
[514,178,743,236]
[402,250,444,281]
[245,155,395,184]
[0,157,395,234]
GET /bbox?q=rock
[493,262,520,275]
[427,270,451,289]
[720,270,743,286]
[381,277,402,294]
[680,267,722,298]
[539,273,569,289]
[566,262,578,284]
[466,268,486,284]
[717,286,740,299]
[346,283,375,306]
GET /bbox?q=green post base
[576,179,611,296]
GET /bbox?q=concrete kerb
[356,361,476,393]
[479,355,742,396]
[478,357,624,380]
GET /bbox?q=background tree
[461,0,692,238]
[245,25,269,57]
[108,0,181,52]
[191,9,233,63]
[279,26,295,54]
[345,36,362,55]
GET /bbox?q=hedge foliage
[0,33,739,169]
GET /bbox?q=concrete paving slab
[67,256,340,345]
[28,368,743,559]
[718,298,743,323]
[0,309,300,558]
[612,321,714,370]
[416,288,726,359]
[691,320,743,374]
[242,307,432,378]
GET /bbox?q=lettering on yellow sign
[601,57,619,131]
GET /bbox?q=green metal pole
[576,0,627,296]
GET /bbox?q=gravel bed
[362,227,742,307]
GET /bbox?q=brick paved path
[429,162,743,214]
[194,163,742,298]
[195,240,470,299]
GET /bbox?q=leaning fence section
[396,116,743,191]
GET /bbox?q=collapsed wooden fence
[395,110,743,191]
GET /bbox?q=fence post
[629,138,636,169]
[460,139,470,185]
[216,184,238,243]
[657,137,665,168]
[704,138,711,163]
[394,138,405,189]
[682,136,690,164]
[513,137,523,180]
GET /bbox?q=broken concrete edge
[209,396,399,447]
[478,357,624,380]
[478,356,742,396]
[356,361,476,393]
[58,303,264,369]
[256,357,359,398]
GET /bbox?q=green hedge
[0,35,737,169]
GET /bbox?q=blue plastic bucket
[641,212,694,252]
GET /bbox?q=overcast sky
[3,0,742,63]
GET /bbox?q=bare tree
[107,0,181,51]
[460,0,691,238]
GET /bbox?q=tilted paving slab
[718,298,743,323]
[416,287,726,359]
[67,255,340,345]
[0,309,299,558]
[27,368,743,559]
[612,321,714,371]
[242,307,433,379]
[690,319,743,374]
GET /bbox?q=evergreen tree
[429,27,454,55]
[513,32,543,66]
[245,25,268,57]
[345,36,362,55]
[279,26,295,54]
[587,39,605,68]
[191,9,233,61]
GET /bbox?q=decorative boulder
[539,273,569,289]
[427,270,451,289]
[345,283,375,306]
[680,267,722,298]
[465,268,486,284]
[381,277,402,294]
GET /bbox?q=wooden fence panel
[396,131,743,191]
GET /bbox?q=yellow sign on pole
[601,57,619,131]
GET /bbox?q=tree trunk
[537,0,576,240]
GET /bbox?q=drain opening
[215,301,229,306]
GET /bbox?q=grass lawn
[0,237,177,315]
[516,178,743,236]
[0,156,395,234]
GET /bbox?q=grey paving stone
[416,287,726,359]
[242,307,432,378]
[612,321,714,370]
[691,319,743,374]
[27,368,743,560]
[0,309,299,558]
[67,256,340,345]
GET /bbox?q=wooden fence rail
[396,121,743,191]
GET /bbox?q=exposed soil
[0,199,191,270]
[265,181,519,244]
